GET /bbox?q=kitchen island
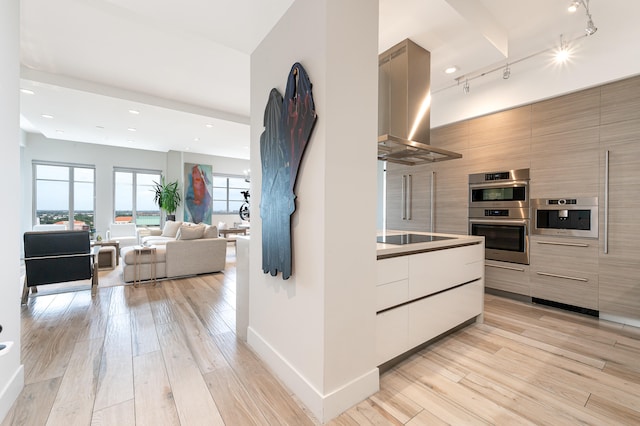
[376,231,485,366]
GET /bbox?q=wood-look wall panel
[530,127,599,198]
[469,105,531,148]
[600,75,640,125]
[598,261,640,320]
[467,139,531,175]
[531,87,601,137]
[431,120,470,152]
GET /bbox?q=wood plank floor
[4,247,640,425]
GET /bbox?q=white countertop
[376,230,484,258]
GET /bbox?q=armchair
[22,230,98,304]
[105,223,139,247]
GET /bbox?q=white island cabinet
[376,232,485,365]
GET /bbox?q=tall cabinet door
[598,76,640,324]
[385,163,431,231]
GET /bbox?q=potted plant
[153,177,182,221]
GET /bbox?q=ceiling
[19,0,623,160]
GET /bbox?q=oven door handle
[469,219,529,226]
[469,180,529,189]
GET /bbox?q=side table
[91,240,120,266]
[133,246,157,287]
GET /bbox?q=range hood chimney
[378,39,462,165]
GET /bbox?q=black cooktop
[377,234,456,245]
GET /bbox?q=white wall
[0,0,24,421]
[249,0,379,422]
[20,135,249,236]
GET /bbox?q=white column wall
[248,0,379,422]
[0,0,24,421]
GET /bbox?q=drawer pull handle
[486,263,525,272]
[536,271,588,282]
[536,241,589,248]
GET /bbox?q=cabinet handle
[486,263,525,272]
[430,171,435,232]
[604,150,609,254]
[407,174,412,220]
[536,271,588,282]
[401,175,406,220]
[536,241,589,248]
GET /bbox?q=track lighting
[568,0,597,36]
[503,63,511,79]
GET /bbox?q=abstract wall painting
[260,62,318,280]
[184,163,213,224]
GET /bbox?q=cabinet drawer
[377,256,409,286]
[376,306,408,365]
[376,279,409,312]
[531,269,598,310]
[530,237,598,275]
[408,280,484,348]
[485,261,530,296]
[409,243,483,298]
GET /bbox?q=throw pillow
[218,221,227,230]
[176,223,205,240]
[161,220,183,237]
[203,225,218,239]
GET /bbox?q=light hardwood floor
[4,247,640,425]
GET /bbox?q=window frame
[113,167,163,227]
[32,161,96,231]
[212,173,249,215]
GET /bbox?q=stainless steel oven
[468,169,530,265]
[532,197,598,238]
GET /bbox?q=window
[212,174,249,214]
[114,168,162,226]
[33,162,95,231]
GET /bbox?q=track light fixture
[503,63,511,79]
[462,79,470,94]
[568,0,597,36]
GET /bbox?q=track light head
[462,80,470,94]
[585,17,597,35]
[568,1,580,12]
[503,64,511,79]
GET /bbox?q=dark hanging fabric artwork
[260,62,317,280]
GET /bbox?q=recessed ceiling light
[20,88,35,95]
[128,109,140,115]
[185,147,191,151]
[41,114,54,119]
[205,124,213,128]
[444,66,458,74]
[194,137,200,142]
[55,129,64,134]
[127,139,134,143]
[127,128,137,132]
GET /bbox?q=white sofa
[120,222,226,282]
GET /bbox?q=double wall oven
[468,169,530,265]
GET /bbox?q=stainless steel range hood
[378,39,462,165]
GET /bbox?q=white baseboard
[247,327,379,423]
[0,364,24,424]
[600,313,640,328]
